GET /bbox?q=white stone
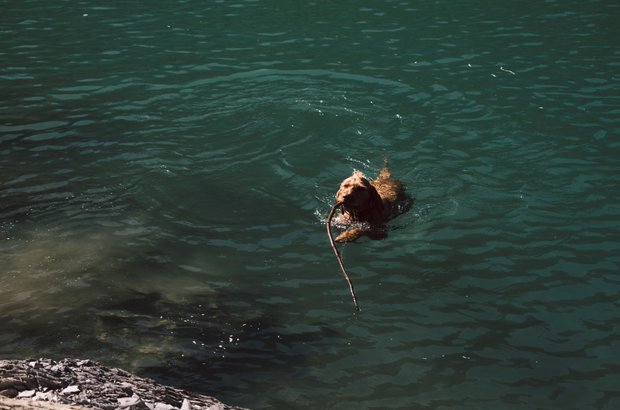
[153,403,175,410]
[18,389,36,398]
[62,385,80,394]
[34,391,55,401]
[117,395,149,409]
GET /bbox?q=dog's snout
[343,189,360,201]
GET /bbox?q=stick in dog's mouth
[326,202,360,311]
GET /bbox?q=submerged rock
[0,358,246,410]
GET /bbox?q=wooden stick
[326,202,360,311]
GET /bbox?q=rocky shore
[0,359,246,410]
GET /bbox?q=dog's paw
[335,227,366,243]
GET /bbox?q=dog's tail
[377,156,391,180]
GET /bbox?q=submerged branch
[326,202,360,311]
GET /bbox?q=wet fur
[334,162,412,242]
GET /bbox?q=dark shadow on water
[102,290,163,316]
[93,289,343,409]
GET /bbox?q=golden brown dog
[333,162,412,242]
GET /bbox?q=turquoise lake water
[2,1,619,408]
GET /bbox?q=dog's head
[335,171,383,220]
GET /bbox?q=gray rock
[0,378,28,391]
[1,358,247,410]
[0,388,18,398]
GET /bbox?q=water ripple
[2,0,620,409]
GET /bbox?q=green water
[2,1,619,409]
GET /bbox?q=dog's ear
[353,175,383,212]
[365,183,384,214]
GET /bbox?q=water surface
[2,1,619,409]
